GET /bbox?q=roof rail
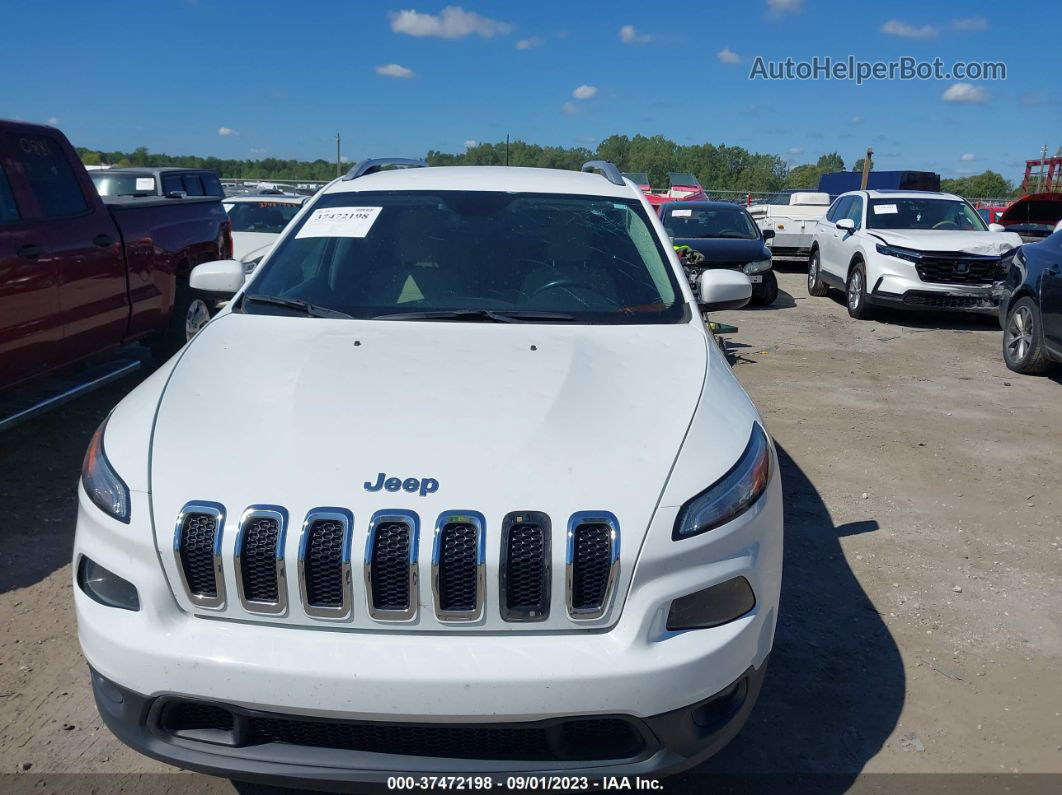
[342,158,429,181]
[580,160,626,187]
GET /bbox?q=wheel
[807,249,829,297]
[750,270,779,306]
[845,261,874,320]
[1003,297,1051,374]
[149,277,213,361]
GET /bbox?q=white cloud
[516,36,543,50]
[390,6,512,39]
[881,19,938,38]
[788,147,804,156]
[767,0,803,17]
[340,155,351,163]
[572,84,597,100]
[46,116,59,126]
[942,83,987,103]
[463,139,478,149]
[249,147,267,156]
[717,47,741,64]
[952,17,988,31]
[562,101,579,116]
[376,63,414,78]
[217,127,237,136]
[961,152,976,161]
[619,25,651,44]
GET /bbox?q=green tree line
[76,136,1016,197]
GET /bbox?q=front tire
[149,277,213,361]
[750,270,779,306]
[846,261,874,320]
[807,249,829,296]
[1003,297,1051,374]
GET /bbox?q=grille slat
[501,512,551,622]
[915,255,1003,286]
[305,520,346,607]
[437,524,478,612]
[567,514,619,620]
[366,513,418,619]
[235,507,287,614]
[174,503,226,609]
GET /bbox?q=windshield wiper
[243,294,353,319]
[371,309,575,323]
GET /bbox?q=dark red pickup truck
[0,119,231,411]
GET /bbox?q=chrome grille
[432,512,485,621]
[234,506,287,614]
[298,508,353,619]
[500,512,551,621]
[173,502,226,609]
[364,511,419,620]
[566,512,620,620]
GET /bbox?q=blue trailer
[818,170,940,198]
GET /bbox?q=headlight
[743,259,772,274]
[673,424,770,540]
[875,243,921,263]
[81,418,130,523]
[242,256,263,275]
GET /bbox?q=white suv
[74,159,781,785]
[807,189,1023,318]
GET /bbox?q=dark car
[999,230,1062,374]
[660,201,778,306]
[91,167,225,199]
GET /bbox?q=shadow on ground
[824,290,1001,332]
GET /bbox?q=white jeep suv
[807,189,1022,318]
[74,159,782,786]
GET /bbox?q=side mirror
[698,269,752,312]
[988,223,1005,232]
[762,229,775,241]
[835,218,856,232]
[190,259,245,298]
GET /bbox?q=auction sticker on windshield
[873,204,898,214]
[295,207,382,239]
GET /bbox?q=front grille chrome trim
[499,511,551,622]
[298,508,354,620]
[173,501,227,610]
[431,510,486,623]
[363,510,419,622]
[233,505,288,615]
[565,511,621,621]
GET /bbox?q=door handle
[16,244,43,260]
[93,233,116,248]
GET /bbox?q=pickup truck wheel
[807,250,829,297]
[846,261,874,320]
[1003,298,1051,375]
[150,278,213,361]
[750,271,779,306]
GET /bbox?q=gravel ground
[1,268,1060,792]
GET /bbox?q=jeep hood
[869,229,1023,255]
[149,313,710,541]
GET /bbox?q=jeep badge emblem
[364,472,439,497]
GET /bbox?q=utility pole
[505,133,510,166]
[336,133,341,177]
[859,147,874,190]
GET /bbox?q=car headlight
[875,243,921,263]
[743,259,772,274]
[81,418,130,523]
[673,423,770,540]
[242,256,263,275]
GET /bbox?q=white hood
[149,313,709,554]
[870,228,1023,255]
[231,231,279,262]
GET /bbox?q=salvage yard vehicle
[999,229,1062,374]
[91,167,225,199]
[662,200,779,306]
[748,191,830,264]
[807,190,1023,319]
[222,194,306,275]
[0,119,232,428]
[74,158,781,786]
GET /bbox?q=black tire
[149,277,213,361]
[845,261,874,320]
[750,270,779,306]
[807,248,829,296]
[1003,297,1052,375]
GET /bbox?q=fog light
[666,576,755,631]
[77,556,140,611]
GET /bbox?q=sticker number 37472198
[295,207,382,239]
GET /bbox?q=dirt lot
[1,268,1060,792]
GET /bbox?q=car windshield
[244,190,687,324]
[662,206,760,240]
[224,201,302,233]
[669,172,700,187]
[867,198,987,231]
[622,172,650,186]
[90,173,155,196]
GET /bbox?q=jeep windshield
[242,190,688,324]
[868,198,987,231]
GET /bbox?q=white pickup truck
[74,159,783,786]
[749,191,831,263]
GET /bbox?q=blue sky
[2,0,1059,181]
